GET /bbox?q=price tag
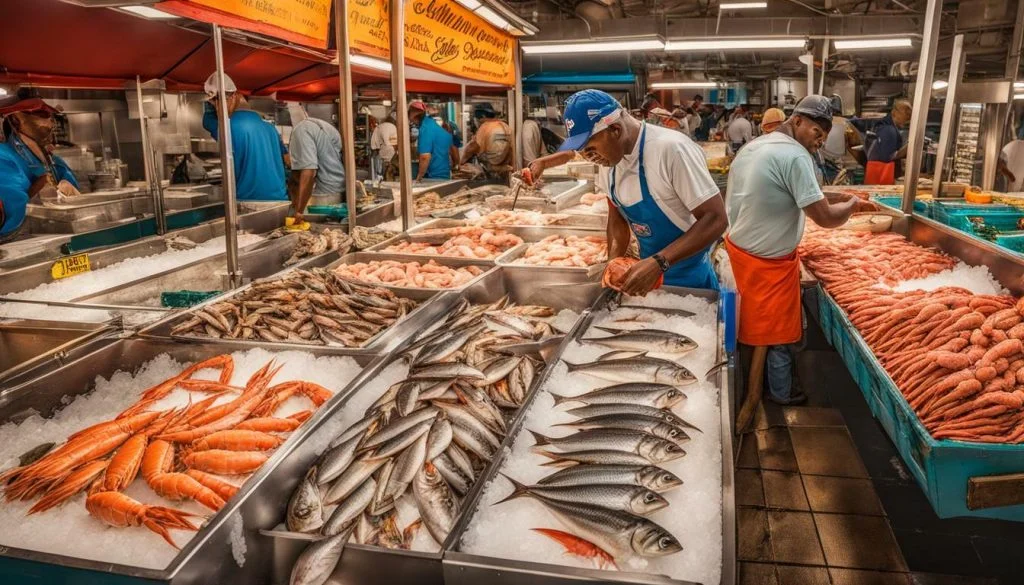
[50,253,91,280]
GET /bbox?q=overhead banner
[349,0,516,86]
[156,0,331,49]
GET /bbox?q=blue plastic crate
[994,232,1024,254]
[817,287,1024,521]
[872,196,929,216]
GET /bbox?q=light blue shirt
[203,106,288,201]
[289,118,345,195]
[417,116,453,179]
[0,135,79,237]
[726,132,824,258]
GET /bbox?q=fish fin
[549,393,576,407]
[493,473,531,505]
[563,360,580,372]
[592,326,621,334]
[527,429,551,447]
[538,458,577,468]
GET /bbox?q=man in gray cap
[726,95,876,418]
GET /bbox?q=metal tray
[484,180,592,213]
[0,338,388,585]
[25,196,155,233]
[407,214,605,234]
[495,238,608,280]
[444,286,736,585]
[0,320,116,390]
[259,268,604,585]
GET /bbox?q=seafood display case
[0,320,117,389]
[0,337,390,585]
[255,267,608,585]
[443,286,736,585]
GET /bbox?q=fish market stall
[237,268,614,585]
[801,212,1024,521]
[0,337,386,584]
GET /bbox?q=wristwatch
[652,253,670,273]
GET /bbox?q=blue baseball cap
[559,89,623,152]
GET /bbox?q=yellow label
[156,0,331,48]
[50,254,91,280]
[350,0,516,86]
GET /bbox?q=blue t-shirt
[416,116,453,179]
[0,135,79,237]
[866,115,902,163]
[203,106,288,201]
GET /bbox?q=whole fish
[289,529,352,585]
[425,417,454,461]
[432,451,472,495]
[288,466,324,533]
[408,363,486,382]
[554,414,691,446]
[565,403,701,433]
[358,407,438,451]
[395,382,420,417]
[317,431,363,485]
[552,383,686,409]
[582,328,698,355]
[480,356,524,386]
[445,442,476,480]
[363,419,433,460]
[497,474,668,516]
[324,453,388,505]
[494,491,681,559]
[321,476,375,536]
[483,311,537,339]
[414,323,485,366]
[529,429,685,464]
[537,464,683,493]
[385,432,429,500]
[437,402,502,459]
[538,449,656,468]
[453,382,506,435]
[565,356,696,386]
[413,462,459,545]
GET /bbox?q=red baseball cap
[408,100,428,112]
[0,96,60,117]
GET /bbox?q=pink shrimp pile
[513,235,608,268]
[332,259,484,289]
[384,227,523,259]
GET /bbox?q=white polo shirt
[595,123,721,231]
[1001,140,1024,192]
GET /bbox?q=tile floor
[733,298,1019,585]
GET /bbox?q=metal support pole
[212,24,241,288]
[507,88,516,175]
[932,34,965,196]
[513,44,523,171]
[135,76,166,235]
[818,40,828,96]
[335,0,358,233]
[901,0,942,214]
[389,0,414,231]
[805,51,814,97]
[997,0,1024,188]
[460,84,468,154]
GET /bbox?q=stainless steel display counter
[0,320,115,389]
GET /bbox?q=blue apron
[609,124,719,291]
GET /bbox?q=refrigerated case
[951,103,982,185]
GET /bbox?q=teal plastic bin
[306,205,350,220]
[872,196,929,216]
[817,286,1024,521]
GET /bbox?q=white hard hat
[203,72,237,99]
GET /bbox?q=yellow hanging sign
[349,0,516,86]
[156,0,332,49]
[50,253,91,280]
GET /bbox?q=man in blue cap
[0,91,81,242]
[533,89,727,294]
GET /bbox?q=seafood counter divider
[365,226,609,265]
[0,338,391,585]
[251,268,607,585]
[0,320,117,389]
[442,286,736,585]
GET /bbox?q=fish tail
[563,360,581,372]
[527,429,552,447]
[493,473,531,505]
[549,393,574,407]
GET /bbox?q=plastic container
[872,196,930,216]
[816,287,1024,521]
[160,290,221,308]
[994,232,1024,254]
[306,205,349,220]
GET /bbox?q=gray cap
[792,95,834,131]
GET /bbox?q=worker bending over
[862,100,911,185]
[287,104,346,227]
[460,104,513,180]
[537,89,727,293]
[0,91,80,243]
[726,95,877,410]
[202,73,288,201]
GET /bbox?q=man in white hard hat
[201,73,288,201]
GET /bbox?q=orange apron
[725,235,802,346]
[865,160,895,185]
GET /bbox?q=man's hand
[855,199,880,213]
[56,180,81,198]
[620,257,663,297]
[527,160,545,184]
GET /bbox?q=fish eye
[645,492,657,502]
[659,536,673,548]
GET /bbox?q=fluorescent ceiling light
[1015,82,1024,89]
[522,39,664,55]
[651,81,721,89]
[475,5,511,31]
[834,37,912,50]
[0,88,7,96]
[932,80,948,90]
[119,5,178,19]
[666,39,805,51]
[720,2,768,8]
[352,54,392,72]
[1015,93,1024,101]
[456,0,483,9]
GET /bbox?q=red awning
[0,0,508,101]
